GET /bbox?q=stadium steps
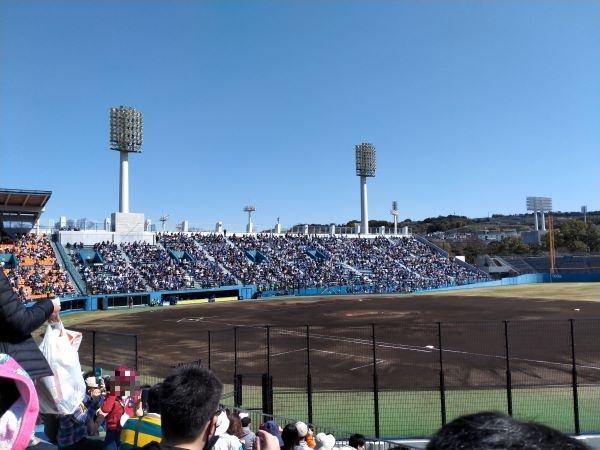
[193,238,242,286]
[218,237,243,284]
[344,263,372,282]
[51,240,87,294]
[501,256,536,274]
[118,246,156,291]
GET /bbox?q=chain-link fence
[206,319,600,438]
[76,319,600,439]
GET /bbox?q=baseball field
[58,282,600,438]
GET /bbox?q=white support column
[360,176,369,235]
[119,151,129,213]
[534,210,539,231]
[541,210,546,231]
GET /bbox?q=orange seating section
[2,235,77,300]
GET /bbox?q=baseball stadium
[2,137,599,449]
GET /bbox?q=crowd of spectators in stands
[9,231,489,299]
[158,233,237,288]
[1,234,77,301]
[71,242,148,295]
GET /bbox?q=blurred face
[113,370,139,396]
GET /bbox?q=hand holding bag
[37,322,86,414]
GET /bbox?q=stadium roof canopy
[0,188,52,227]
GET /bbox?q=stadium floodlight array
[109,106,143,214]
[355,143,376,177]
[390,200,399,235]
[110,106,143,153]
[526,196,552,231]
[355,143,377,235]
[243,205,256,233]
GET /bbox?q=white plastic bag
[37,322,86,414]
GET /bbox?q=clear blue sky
[1,0,598,232]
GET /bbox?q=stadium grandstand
[2,185,599,310]
[1,187,493,308]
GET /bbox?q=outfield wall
[55,272,599,313]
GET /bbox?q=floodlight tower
[526,196,552,231]
[110,106,143,213]
[355,143,376,235]
[244,205,256,233]
[390,200,399,235]
[159,215,169,232]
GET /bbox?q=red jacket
[100,394,136,431]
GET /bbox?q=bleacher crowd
[57,233,489,299]
[1,234,77,301]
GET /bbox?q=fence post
[504,320,513,416]
[306,325,313,425]
[134,334,139,372]
[437,322,447,426]
[234,327,238,382]
[262,373,273,417]
[266,326,271,377]
[570,319,580,435]
[234,374,243,408]
[92,330,96,373]
[372,323,380,438]
[208,330,212,370]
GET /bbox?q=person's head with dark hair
[158,365,223,449]
[146,382,162,414]
[227,412,243,438]
[282,422,300,450]
[426,411,589,450]
[349,433,366,450]
[241,416,251,428]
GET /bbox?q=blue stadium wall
[55,273,599,313]
[437,272,600,291]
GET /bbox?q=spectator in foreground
[140,364,223,450]
[305,425,315,449]
[239,414,255,450]
[281,423,299,450]
[100,366,142,450]
[348,434,365,450]
[56,376,104,450]
[314,433,336,450]
[261,421,283,448]
[213,411,243,450]
[295,422,310,450]
[120,383,162,450]
[0,269,60,380]
[425,411,589,450]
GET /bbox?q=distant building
[476,230,519,241]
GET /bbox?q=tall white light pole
[390,200,399,235]
[110,106,143,213]
[526,196,552,231]
[244,205,256,233]
[355,143,376,235]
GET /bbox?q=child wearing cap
[99,367,142,450]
